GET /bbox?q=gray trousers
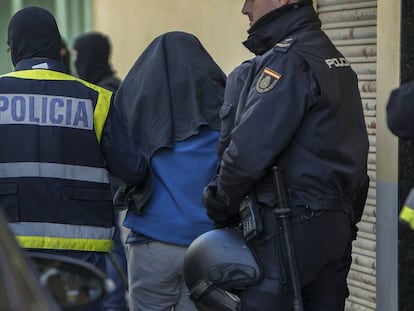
[127,240,197,311]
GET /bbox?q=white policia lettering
[0,94,93,130]
[325,57,351,69]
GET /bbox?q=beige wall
[376,2,401,309]
[93,0,252,77]
[377,0,400,183]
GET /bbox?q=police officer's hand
[113,184,129,211]
[113,183,137,211]
[202,181,239,228]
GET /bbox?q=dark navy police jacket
[217,4,369,217]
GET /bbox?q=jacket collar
[242,3,319,55]
[14,58,67,73]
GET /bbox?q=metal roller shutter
[317,0,377,310]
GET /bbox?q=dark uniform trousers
[238,205,352,311]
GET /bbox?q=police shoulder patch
[273,37,296,53]
[256,67,282,93]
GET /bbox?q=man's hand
[202,180,240,228]
[113,183,140,212]
[113,184,129,211]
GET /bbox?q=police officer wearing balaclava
[73,31,128,311]
[0,7,147,310]
[73,32,121,93]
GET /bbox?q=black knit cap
[7,6,62,66]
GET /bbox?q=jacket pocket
[64,187,113,201]
[0,182,19,222]
[63,186,114,227]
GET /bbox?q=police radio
[239,195,263,241]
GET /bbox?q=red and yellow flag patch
[256,67,282,93]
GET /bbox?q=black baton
[272,166,304,311]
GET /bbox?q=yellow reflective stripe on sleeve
[16,236,114,252]
[0,69,111,143]
[93,87,111,143]
[399,205,414,230]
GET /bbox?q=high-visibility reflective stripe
[0,70,112,142]
[0,162,109,183]
[10,222,114,252]
[16,236,114,252]
[400,205,414,230]
[9,222,114,239]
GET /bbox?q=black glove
[113,184,129,211]
[202,181,239,228]
[113,183,141,212]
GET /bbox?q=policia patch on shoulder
[256,67,282,93]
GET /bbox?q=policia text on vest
[0,94,93,130]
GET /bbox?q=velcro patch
[273,37,296,53]
[256,67,282,93]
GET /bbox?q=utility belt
[239,194,352,242]
[253,188,352,212]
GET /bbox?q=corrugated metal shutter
[317,1,377,310]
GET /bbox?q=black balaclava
[73,32,114,84]
[115,31,226,157]
[7,6,62,66]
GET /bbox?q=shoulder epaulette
[273,37,296,53]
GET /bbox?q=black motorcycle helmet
[183,229,263,311]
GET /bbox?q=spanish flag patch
[256,67,282,93]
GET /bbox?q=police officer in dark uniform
[73,32,122,93]
[387,82,414,229]
[0,8,147,310]
[73,31,129,311]
[202,0,370,310]
[387,81,414,139]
